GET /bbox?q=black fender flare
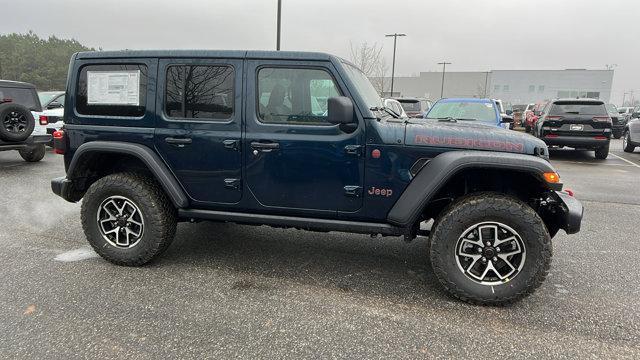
[67,141,189,208]
[386,151,559,227]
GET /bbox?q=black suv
[0,80,52,162]
[51,50,582,305]
[534,99,612,159]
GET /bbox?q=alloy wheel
[455,222,526,285]
[96,196,145,248]
[3,111,28,133]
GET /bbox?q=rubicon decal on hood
[414,134,524,152]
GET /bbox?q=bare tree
[349,41,388,95]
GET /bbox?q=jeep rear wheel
[429,193,551,305]
[81,173,177,266]
[18,144,46,162]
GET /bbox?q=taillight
[39,115,48,125]
[545,134,559,138]
[594,135,607,140]
[592,116,611,122]
[52,130,65,155]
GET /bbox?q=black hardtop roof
[0,80,37,89]
[553,98,604,104]
[75,50,340,62]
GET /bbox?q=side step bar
[178,209,405,236]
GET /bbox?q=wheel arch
[387,151,561,230]
[65,141,189,208]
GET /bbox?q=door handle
[251,141,279,152]
[165,137,192,146]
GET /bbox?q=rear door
[154,58,243,206]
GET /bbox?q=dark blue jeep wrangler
[51,50,582,305]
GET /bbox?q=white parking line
[54,247,99,262]
[610,153,640,169]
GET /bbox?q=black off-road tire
[594,143,609,159]
[81,172,177,266]
[0,103,35,142]
[623,131,635,153]
[429,193,552,306]
[18,144,46,162]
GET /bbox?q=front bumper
[554,191,583,235]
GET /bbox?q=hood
[404,119,548,156]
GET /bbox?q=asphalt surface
[1,140,639,359]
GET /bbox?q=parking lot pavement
[1,143,639,359]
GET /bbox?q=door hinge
[223,139,239,151]
[344,185,362,197]
[344,145,363,156]
[224,178,241,190]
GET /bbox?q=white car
[383,98,408,118]
[35,91,65,135]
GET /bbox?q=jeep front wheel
[429,193,551,305]
[81,173,177,266]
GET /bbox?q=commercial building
[376,69,614,105]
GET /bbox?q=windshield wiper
[370,106,400,119]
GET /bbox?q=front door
[154,58,243,206]
[244,60,365,215]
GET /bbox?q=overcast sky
[3,0,638,103]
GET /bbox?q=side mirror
[501,115,514,123]
[327,96,355,125]
[505,109,513,115]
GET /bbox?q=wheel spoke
[97,196,144,249]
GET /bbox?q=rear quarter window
[75,64,148,117]
[0,87,40,111]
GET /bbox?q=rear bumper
[554,191,583,235]
[542,135,609,148]
[0,134,52,151]
[51,176,76,202]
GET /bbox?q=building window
[165,65,234,120]
[494,85,500,92]
[503,85,509,92]
[538,85,545,93]
[586,92,600,99]
[528,85,535,93]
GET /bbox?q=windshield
[341,61,383,110]
[38,91,61,106]
[550,102,607,116]
[398,100,422,112]
[606,104,618,114]
[425,101,497,124]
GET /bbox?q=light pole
[438,61,451,99]
[623,91,627,107]
[385,33,406,97]
[276,0,282,50]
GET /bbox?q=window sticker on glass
[87,70,140,105]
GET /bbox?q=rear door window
[550,102,607,116]
[165,65,234,120]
